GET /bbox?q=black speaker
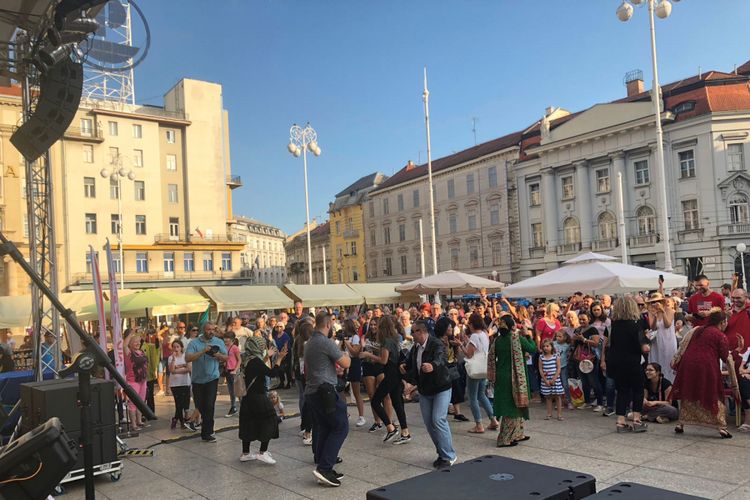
[590,482,708,499]
[0,417,77,500]
[66,424,118,471]
[366,455,596,500]
[10,57,83,163]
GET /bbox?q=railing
[528,246,545,259]
[72,269,244,283]
[629,233,659,247]
[82,99,189,121]
[226,175,242,186]
[556,242,582,254]
[677,228,704,243]
[154,233,244,244]
[342,228,359,239]
[717,224,750,236]
[592,238,618,251]
[64,126,104,140]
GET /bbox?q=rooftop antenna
[471,117,478,145]
[698,66,702,79]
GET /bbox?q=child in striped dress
[539,339,564,421]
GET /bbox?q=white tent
[395,270,505,295]
[502,252,688,298]
[202,286,293,312]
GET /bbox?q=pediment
[717,171,750,190]
[546,102,653,145]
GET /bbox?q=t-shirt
[382,338,401,366]
[303,331,344,395]
[688,291,725,327]
[535,318,562,342]
[646,377,672,402]
[185,335,228,384]
[554,341,571,368]
[274,332,291,352]
[142,343,159,382]
[168,353,191,387]
[469,331,490,354]
[225,344,240,371]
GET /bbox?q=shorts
[362,362,383,378]
[347,358,362,382]
[127,379,147,412]
[158,358,170,375]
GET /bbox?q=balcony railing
[528,246,545,259]
[64,126,104,141]
[629,233,659,247]
[154,233,244,244]
[677,228,704,243]
[556,242,582,255]
[717,223,750,236]
[226,175,242,187]
[72,269,243,283]
[592,238,618,251]
[342,228,359,239]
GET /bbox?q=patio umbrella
[501,252,688,298]
[78,288,208,320]
[395,270,505,295]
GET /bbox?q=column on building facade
[574,160,593,249]
[541,169,557,249]
[609,151,627,241]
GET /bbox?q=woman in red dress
[671,308,732,438]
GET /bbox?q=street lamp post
[737,243,747,291]
[491,270,498,282]
[100,161,135,290]
[617,0,677,272]
[288,123,321,285]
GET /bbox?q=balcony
[556,242,582,255]
[64,126,104,142]
[677,228,704,244]
[528,246,545,259]
[717,223,750,236]
[153,233,244,244]
[592,238,618,251]
[342,228,359,239]
[71,269,243,284]
[226,175,242,189]
[629,233,659,248]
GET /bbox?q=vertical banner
[105,239,125,377]
[90,245,109,366]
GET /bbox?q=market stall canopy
[283,284,364,307]
[395,270,506,295]
[78,287,208,320]
[346,283,419,305]
[0,291,139,328]
[202,286,293,312]
[501,253,688,298]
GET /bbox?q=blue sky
[132,1,750,235]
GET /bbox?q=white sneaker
[156,390,165,396]
[303,436,313,446]
[255,452,276,465]
[240,453,255,462]
[356,416,366,427]
[592,405,604,413]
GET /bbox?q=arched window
[598,212,616,240]
[729,194,749,225]
[563,217,580,244]
[636,206,656,236]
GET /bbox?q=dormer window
[672,101,695,114]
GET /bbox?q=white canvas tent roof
[395,270,505,295]
[202,286,294,312]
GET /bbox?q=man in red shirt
[687,274,726,327]
[726,288,750,352]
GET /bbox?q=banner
[105,239,125,378]
[90,245,109,369]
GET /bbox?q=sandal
[738,424,750,432]
[497,441,518,448]
[514,436,531,442]
[719,429,733,439]
[631,421,648,433]
[488,423,499,431]
[468,428,485,434]
[616,423,632,433]
[557,416,565,421]
[674,424,684,434]
[544,415,552,420]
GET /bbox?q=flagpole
[423,67,438,276]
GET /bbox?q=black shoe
[432,457,442,468]
[202,435,217,443]
[368,423,383,433]
[383,428,399,443]
[434,458,453,469]
[453,414,470,422]
[336,456,343,464]
[313,469,341,487]
[332,469,344,479]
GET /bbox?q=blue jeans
[419,389,456,462]
[560,365,571,404]
[306,391,349,472]
[605,376,616,410]
[467,378,494,423]
[581,363,604,406]
[225,373,236,410]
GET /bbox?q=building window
[166,129,176,143]
[598,211,616,240]
[727,144,745,171]
[400,255,408,275]
[163,252,175,272]
[85,213,97,234]
[133,149,143,168]
[729,194,749,225]
[468,210,477,231]
[449,213,457,234]
[203,252,214,272]
[351,241,357,255]
[531,223,543,248]
[352,269,359,281]
[135,180,145,201]
[109,177,119,199]
[108,121,118,136]
[335,221,340,235]
[636,206,656,235]
[450,248,459,269]
[80,118,93,136]
[135,214,146,234]
[469,245,479,268]
[682,199,699,230]
[490,203,500,226]
[634,159,650,185]
[397,194,404,211]
[596,168,610,193]
[561,176,574,200]
[370,258,378,278]
[337,244,343,259]
[111,254,121,273]
[184,252,195,272]
[368,201,374,218]
[413,189,420,208]
[383,198,389,215]
[529,183,541,206]
[84,177,96,198]
[85,252,97,273]
[222,252,232,271]
[488,166,498,188]
[467,173,475,194]
[169,217,179,237]
[136,252,148,273]
[447,179,455,199]
[109,146,119,164]
[83,144,94,163]
[23,214,28,238]
[563,217,580,244]
[168,184,178,203]
[491,242,501,266]
[166,154,177,171]
[384,226,391,244]
[678,150,695,178]
[384,257,392,276]
[370,229,376,246]
[111,214,120,234]
[399,224,406,242]
[132,123,142,138]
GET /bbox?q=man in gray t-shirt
[304,312,351,487]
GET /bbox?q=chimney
[405,160,416,171]
[624,69,645,97]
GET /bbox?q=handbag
[466,351,488,379]
[447,363,460,381]
[235,371,257,399]
[574,344,595,363]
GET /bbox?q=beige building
[229,216,287,284]
[285,220,331,284]
[0,78,249,294]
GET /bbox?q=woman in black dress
[239,336,288,464]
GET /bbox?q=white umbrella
[502,253,687,298]
[395,270,505,295]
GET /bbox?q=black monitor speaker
[10,57,83,163]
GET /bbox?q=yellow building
[328,172,387,283]
[0,78,248,294]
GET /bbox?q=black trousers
[615,374,644,417]
[371,367,407,429]
[172,385,191,423]
[192,379,219,439]
[243,440,269,454]
[146,380,155,412]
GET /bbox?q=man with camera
[185,322,228,442]
[304,311,351,487]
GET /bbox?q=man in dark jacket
[400,320,457,469]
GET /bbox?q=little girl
[168,340,191,430]
[553,331,572,409]
[268,391,285,423]
[539,338,564,420]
